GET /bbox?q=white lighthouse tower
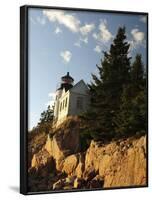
[53,72,90,127]
[53,72,74,123]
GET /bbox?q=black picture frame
[20,5,148,195]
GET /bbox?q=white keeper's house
[53,72,90,127]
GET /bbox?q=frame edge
[20,5,28,195]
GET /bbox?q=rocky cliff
[85,136,147,187]
[28,117,147,192]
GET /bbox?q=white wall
[57,91,70,125]
[69,81,90,115]
[71,80,89,95]
[53,89,62,119]
[0,0,151,200]
[69,92,90,116]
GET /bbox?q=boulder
[52,176,76,190]
[63,176,76,190]
[31,149,51,170]
[83,167,97,181]
[75,152,85,178]
[65,176,76,185]
[84,136,147,188]
[75,162,85,178]
[62,154,79,175]
[88,175,104,189]
[53,179,65,190]
[99,154,111,177]
[29,118,147,191]
[44,117,80,171]
[74,177,85,189]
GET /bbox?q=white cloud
[131,28,145,43]
[98,20,113,42]
[54,27,62,34]
[128,37,146,54]
[94,45,102,53]
[60,50,72,63]
[29,16,36,25]
[139,16,147,23]
[74,41,81,47]
[80,37,88,44]
[43,10,80,33]
[92,32,98,40]
[80,23,95,36]
[29,16,46,25]
[74,36,88,48]
[36,16,46,25]
[128,40,136,52]
[43,10,95,35]
[128,27,145,54]
[93,20,113,43]
[43,10,96,46]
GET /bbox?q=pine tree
[37,105,54,134]
[82,27,131,139]
[39,105,54,124]
[131,54,144,81]
[115,54,146,136]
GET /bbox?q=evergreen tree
[82,27,131,139]
[114,54,147,136]
[131,54,144,83]
[39,105,54,124]
[37,105,54,134]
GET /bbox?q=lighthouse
[53,72,90,127]
[53,72,74,121]
[60,72,74,91]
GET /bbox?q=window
[60,102,62,112]
[65,97,68,108]
[63,100,65,110]
[77,97,83,109]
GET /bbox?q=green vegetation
[29,105,54,136]
[114,54,147,136]
[28,105,54,154]
[80,26,147,142]
[28,27,147,151]
[28,105,54,167]
[37,105,54,133]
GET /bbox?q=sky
[28,7,147,130]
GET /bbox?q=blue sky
[28,8,147,130]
